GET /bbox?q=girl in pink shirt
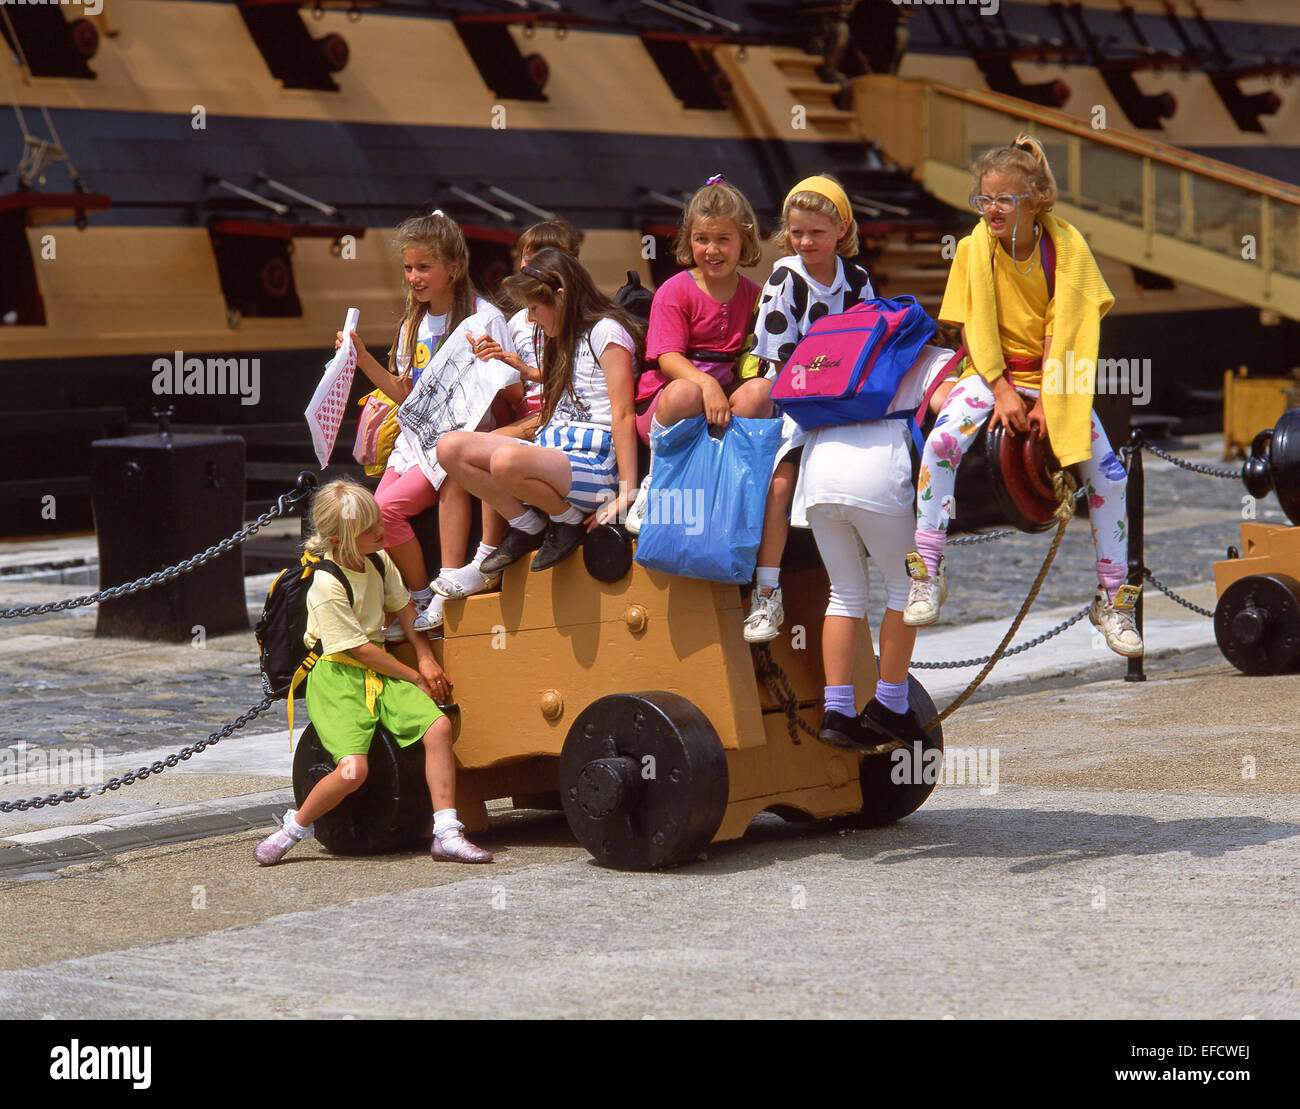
[626,176,769,533]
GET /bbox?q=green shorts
[304,658,443,762]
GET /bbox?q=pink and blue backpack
[769,294,937,448]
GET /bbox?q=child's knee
[436,432,466,469]
[423,715,453,748]
[659,379,704,420]
[337,755,368,789]
[729,378,773,418]
[489,442,528,482]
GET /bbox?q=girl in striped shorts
[437,248,644,573]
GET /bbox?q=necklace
[1010,221,1042,276]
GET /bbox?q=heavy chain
[0,473,317,620]
[949,529,1014,546]
[1137,441,1240,480]
[0,695,276,812]
[752,646,820,745]
[1143,569,1216,618]
[911,603,1092,669]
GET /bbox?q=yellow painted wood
[1214,523,1300,594]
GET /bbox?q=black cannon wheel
[560,692,729,870]
[1214,573,1300,676]
[858,675,945,827]
[291,722,432,856]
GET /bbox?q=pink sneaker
[254,811,312,866]
[431,829,493,863]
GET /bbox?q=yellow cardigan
[939,214,1113,467]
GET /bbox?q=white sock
[433,807,461,839]
[471,542,495,566]
[550,504,585,525]
[509,509,546,535]
[756,567,780,593]
[409,585,433,606]
[283,810,312,839]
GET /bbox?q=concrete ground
[0,433,1296,1019]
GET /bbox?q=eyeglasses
[971,194,1030,214]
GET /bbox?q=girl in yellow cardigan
[904,136,1142,658]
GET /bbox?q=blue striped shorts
[533,423,619,514]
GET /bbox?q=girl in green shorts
[254,479,493,865]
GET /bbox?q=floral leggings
[915,374,1129,591]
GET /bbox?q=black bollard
[1125,427,1146,682]
[92,420,248,641]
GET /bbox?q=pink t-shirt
[637,269,761,402]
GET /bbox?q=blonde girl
[437,248,642,574]
[340,212,519,635]
[904,136,1141,658]
[625,175,769,535]
[742,174,874,644]
[253,480,492,865]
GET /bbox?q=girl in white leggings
[798,344,956,751]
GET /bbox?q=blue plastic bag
[634,415,785,584]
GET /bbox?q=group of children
[255,135,1143,867]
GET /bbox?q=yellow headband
[786,176,851,223]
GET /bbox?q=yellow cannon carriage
[292,530,943,870]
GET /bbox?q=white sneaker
[432,562,501,599]
[625,476,651,536]
[1089,584,1144,657]
[412,594,444,633]
[902,552,947,627]
[743,585,784,644]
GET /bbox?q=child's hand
[1027,397,1048,439]
[700,376,731,427]
[337,330,368,359]
[990,377,1029,433]
[470,333,502,361]
[418,657,452,701]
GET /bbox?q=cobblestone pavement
[0,435,1273,761]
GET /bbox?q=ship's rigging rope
[0,6,82,187]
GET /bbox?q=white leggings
[807,503,914,618]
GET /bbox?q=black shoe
[816,709,869,751]
[530,521,586,572]
[858,698,916,753]
[480,525,546,574]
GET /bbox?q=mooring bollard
[1125,426,1146,682]
[92,409,249,641]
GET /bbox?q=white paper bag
[304,307,360,469]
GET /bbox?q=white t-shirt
[794,344,955,521]
[547,318,636,432]
[509,307,544,410]
[752,255,874,377]
[396,311,447,388]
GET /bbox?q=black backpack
[254,551,385,701]
[613,269,654,323]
